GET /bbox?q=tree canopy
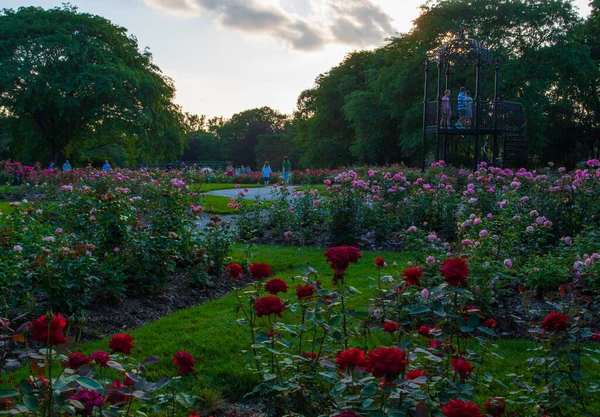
[0,4,185,165]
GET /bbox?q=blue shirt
[62,163,72,171]
[262,166,271,177]
[457,92,466,111]
[102,163,112,171]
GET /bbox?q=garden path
[204,185,299,200]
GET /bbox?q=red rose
[29,313,67,345]
[264,278,288,295]
[406,369,427,380]
[375,257,385,267]
[402,267,423,287]
[333,411,361,417]
[440,258,469,286]
[484,318,497,328]
[451,357,474,380]
[91,351,110,367]
[418,325,433,339]
[428,340,442,349]
[485,397,506,417]
[541,312,571,331]
[254,296,286,318]
[106,380,127,406]
[301,352,317,359]
[109,334,134,355]
[592,332,600,341]
[324,246,362,278]
[382,321,400,333]
[249,263,271,280]
[442,399,483,417]
[296,284,316,300]
[462,305,484,319]
[364,347,408,379]
[336,347,367,371]
[173,351,196,375]
[518,285,527,293]
[225,263,243,280]
[189,412,200,417]
[63,352,92,370]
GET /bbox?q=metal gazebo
[421,33,527,170]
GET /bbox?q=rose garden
[0,160,599,417]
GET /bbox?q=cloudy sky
[4,0,592,118]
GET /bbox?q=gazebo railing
[424,100,525,131]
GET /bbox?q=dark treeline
[2,1,599,169]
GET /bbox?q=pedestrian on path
[262,161,272,185]
[282,156,291,185]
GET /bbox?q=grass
[74,244,600,414]
[188,183,262,192]
[0,201,13,214]
[295,184,327,193]
[186,183,264,214]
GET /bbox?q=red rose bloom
[225,263,243,280]
[364,347,408,379]
[442,399,483,417]
[406,369,427,380]
[484,318,497,328]
[451,357,474,380]
[542,312,571,331]
[106,380,127,406]
[249,263,271,280]
[336,347,367,371]
[254,296,286,318]
[109,334,134,355]
[29,313,67,345]
[440,258,469,286]
[64,352,92,370]
[189,412,200,417]
[296,284,316,300]
[402,267,423,287]
[375,257,385,267]
[91,351,110,367]
[418,325,433,339]
[173,351,196,375]
[382,321,400,333]
[333,411,361,417]
[462,305,484,319]
[70,389,104,415]
[428,340,442,349]
[592,332,600,341]
[485,397,506,417]
[324,246,362,278]
[264,278,289,295]
[301,352,317,359]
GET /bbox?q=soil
[80,271,249,340]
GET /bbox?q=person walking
[465,90,473,127]
[282,156,291,185]
[62,160,72,171]
[440,90,451,129]
[262,161,272,185]
[226,162,234,178]
[456,87,467,129]
[102,160,112,171]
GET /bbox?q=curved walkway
[204,185,299,200]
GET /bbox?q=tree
[0,5,185,165]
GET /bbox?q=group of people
[225,163,252,177]
[440,86,473,129]
[260,156,292,185]
[225,157,292,185]
[47,160,113,171]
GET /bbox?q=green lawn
[295,184,327,193]
[0,201,15,214]
[75,245,600,414]
[186,183,263,214]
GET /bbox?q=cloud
[329,0,396,46]
[142,0,396,51]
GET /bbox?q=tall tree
[0,5,185,165]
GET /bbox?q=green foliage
[0,5,186,165]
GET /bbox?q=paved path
[205,185,299,201]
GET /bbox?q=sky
[4,0,593,119]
